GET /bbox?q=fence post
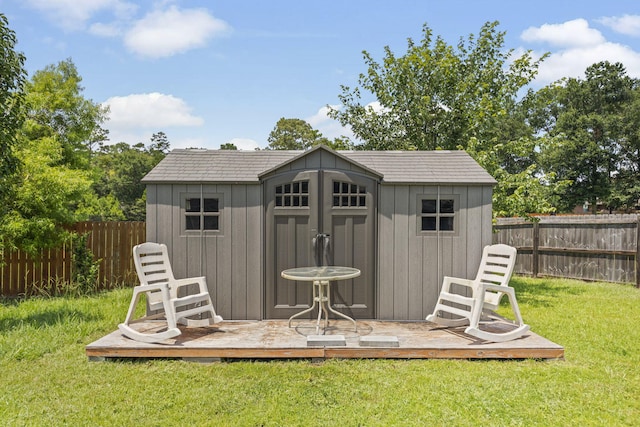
[636,217,639,288]
[532,222,539,278]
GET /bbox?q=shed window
[275,180,309,207]
[185,197,220,231]
[420,197,455,232]
[332,180,366,207]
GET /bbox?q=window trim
[181,192,223,235]
[417,194,459,235]
[274,179,310,209]
[331,179,368,208]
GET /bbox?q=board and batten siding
[146,183,263,320]
[377,184,493,320]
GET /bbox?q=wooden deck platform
[86,318,564,361]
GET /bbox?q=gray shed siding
[143,146,496,321]
[146,182,263,320]
[377,184,493,320]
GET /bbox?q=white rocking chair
[426,244,529,342]
[118,242,223,343]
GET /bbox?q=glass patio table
[281,266,360,335]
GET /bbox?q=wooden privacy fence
[0,222,146,297]
[494,215,640,287]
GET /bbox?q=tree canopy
[533,61,640,213]
[23,58,109,169]
[329,21,545,152]
[0,14,26,221]
[328,21,554,217]
[267,117,353,150]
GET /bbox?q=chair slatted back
[474,244,517,309]
[133,242,177,304]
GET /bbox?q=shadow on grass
[0,306,101,332]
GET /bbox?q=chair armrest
[441,276,475,293]
[481,283,514,294]
[133,283,168,294]
[172,276,209,294]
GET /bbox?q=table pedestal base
[288,280,357,335]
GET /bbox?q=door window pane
[275,180,309,208]
[332,180,367,207]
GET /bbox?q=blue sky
[3,0,640,150]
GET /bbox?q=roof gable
[258,145,383,180]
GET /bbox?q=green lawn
[1,277,639,426]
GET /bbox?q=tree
[22,58,108,169]
[266,117,354,151]
[2,134,96,254]
[92,135,169,221]
[0,14,26,220]
[329,21,545,152]
[328,21,553,217]
[267,118,327,150]
[220,142,238,150]
[0,59,118,253]
[534,62,637,212]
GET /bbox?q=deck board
[86,319,564,361]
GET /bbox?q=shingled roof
[142,147,496,185]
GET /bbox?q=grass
[0,277,639,426]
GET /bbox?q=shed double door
[265,169,376,319]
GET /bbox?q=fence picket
[494,215,639,286]
[0,222,146,297]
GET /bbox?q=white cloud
[102,92,203,143]
[306,105,355,141]
[521,19,640,85]
[521,19,605,48]
[598,14,640,36]
[123,6,230,58]
[25,0,137,31]
[535,42,640,84]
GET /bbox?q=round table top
[281,266,361,282]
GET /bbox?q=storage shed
[142,145,496,321]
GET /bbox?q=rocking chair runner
[118,242,223,343]
[426,244,529,342]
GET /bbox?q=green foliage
[0,135,93,254]
[267,117,354,150]
[533,61,639,213]
[329,21,551,217]
[220,142,238,150]
[93,135,168,221]
[329,21,545,152]
[22,58,108,169]
[0,278,639,425]
[0,14,27,255]
[267,117,327,150]
[71,233,100,295]
[0,58,122,254]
